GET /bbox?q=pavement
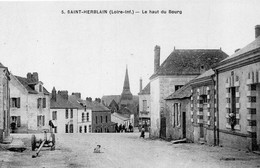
[0,133,260,168]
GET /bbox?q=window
[87,113,89,121]
[11,116,21,127]
[37,98,42,108]
[251,84,257,91]
[79,126,82,133]
[173,103,180,127]
[70,109,73,118]
[70,124,73,133]
[52,111,57,120]
[106,116,108,123]
[65,109,69,119]
[43,98,46,108]
[39,85,42,92]
[101,116,103,123]
[230,87,236,113]
[11,98,20,108]
[249,96,256,103]
[82,113,85,122]
[175,85,183,91]
[143,100,147,111]
[96,116,98,124]
[54,127,57,133]
[89,125,91,133]
[65,124,69,133]
[200,95,207,104]
[37,115,45,126]
[84,125,87,133]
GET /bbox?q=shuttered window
[43,98,46,108]
[17,116,21,127]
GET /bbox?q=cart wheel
[31,135,36,151]
[51,133,55,151]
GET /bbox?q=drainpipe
[210,75,216,146]
[215,70,220,146]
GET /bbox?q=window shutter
[43,98,46,108]
[37,99,39,108]
[17,116,21,127]
[37,116,40,126]
[43,116,45,126]
[17,98,20,108]
[52,112,55,120]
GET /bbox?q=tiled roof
[194,69,214,80]
[219,36,260,63]
[78,99,110,112]
[112,112,130,121]
[51,94,77,109]
[68,95,84,109]
[165,81,192,100]
[138,83,150,95]
[102,95,139,106]
[101,95,121,106]
[150,49,228,79]
[14,75,49,95]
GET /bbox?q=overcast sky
[0,0,260,99]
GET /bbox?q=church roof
[150,49,228,79]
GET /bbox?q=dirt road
[1,133,260,168]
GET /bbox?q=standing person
[119,124,122,133]
[140,125,145,138]
[115,123,118,133]
[122,124,125,133]
[129,123,133,132]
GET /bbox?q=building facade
[138,81,151,131]
[214,25,260,151]
[9,72,50,133]
[69,93,92,133]
[165,83,192,141]
[0,63,10,143]
[50,88,78,133]
[150,45,228,138]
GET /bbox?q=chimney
[27,73,32,82]
[95,98,101,103]
[154,45,160,73]
[200,65,206,74]
[139,78,142,92]
[86,97,92,102]
[72,92,81,99]
[52,87,56,101]
[255,25,260,39]
[58,90,68,100]
[32,72,39,82]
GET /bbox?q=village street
[1,133,260,168]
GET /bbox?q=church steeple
[120,65,133,102]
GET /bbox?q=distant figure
[122,124,126,133]
[115,123,118,133]
[94,145,101,153]
[119,124,122,133]
[140,126,145,138]
[128,123,133,132]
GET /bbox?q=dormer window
[39,84,42,92]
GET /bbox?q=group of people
[115,123,133,133]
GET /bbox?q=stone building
[102,67,139,126]
[0,63,10,143]
[165,82,192,141]
[80,98,114,133]
[138,80,151,132]
[189,69,217,145]
[50,88,78,133]
[9,72,50,133]
[69,93,92,133]
[214,25,260,151]
[149,45,228,138]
